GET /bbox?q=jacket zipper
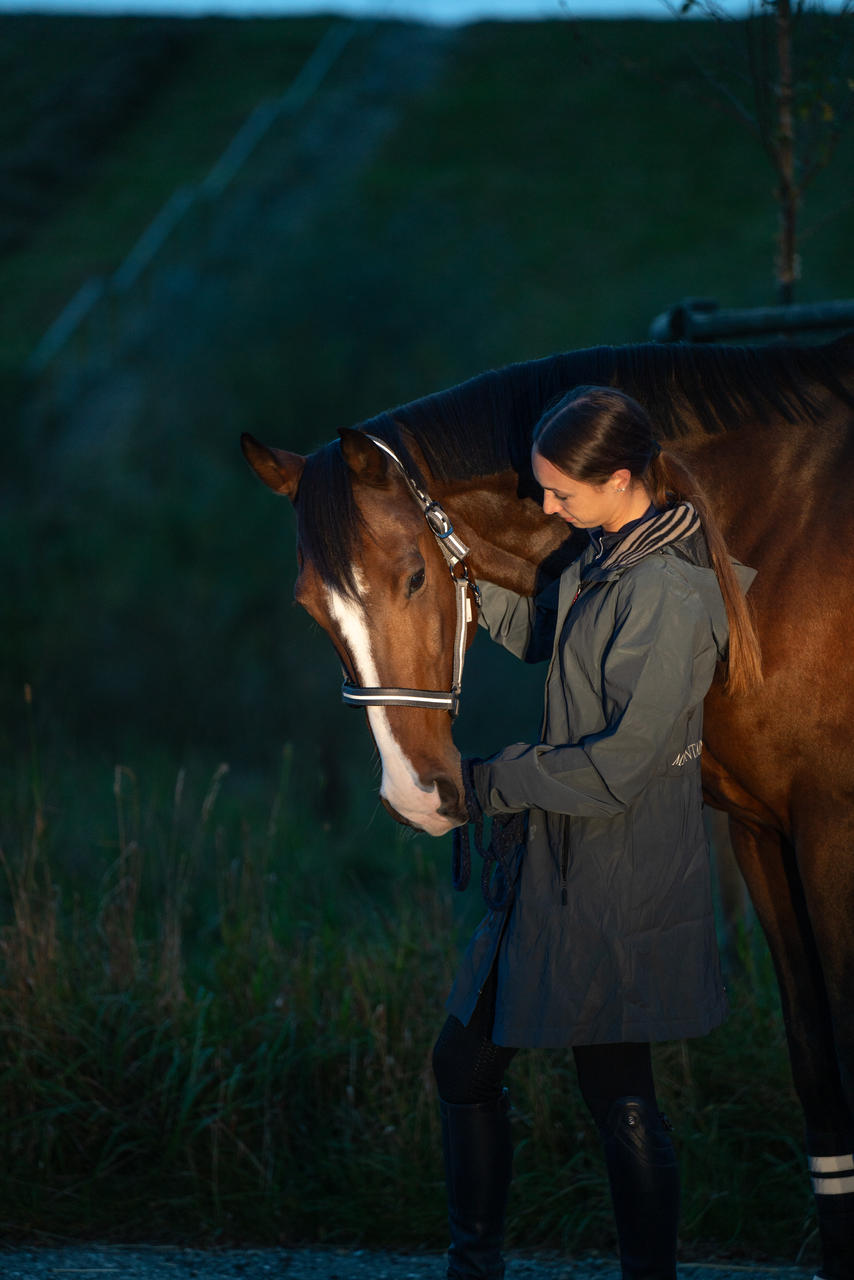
[555,569,606,907]
[561,824,569,906]
[557,581,588,907]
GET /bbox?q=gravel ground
[0,1247,816,1280]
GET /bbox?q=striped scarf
[588,502,702,577]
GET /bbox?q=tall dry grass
[0,697,817,1262]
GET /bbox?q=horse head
[241,429,472,835]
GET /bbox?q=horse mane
[297,335,854,596]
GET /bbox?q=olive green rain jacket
[446,512,756,1048]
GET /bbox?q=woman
[433,385,762,1280]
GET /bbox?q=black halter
[340,434,481,719]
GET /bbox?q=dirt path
[0,1246,815,1280]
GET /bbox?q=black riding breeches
[432,975,659,1127]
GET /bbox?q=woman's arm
[472,565,718,817]
[477,578,560,664]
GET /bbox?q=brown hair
[533,385,762,696]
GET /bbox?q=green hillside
[1,10,851,1256]
[5,11,853,767]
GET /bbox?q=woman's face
[532,448,626,531]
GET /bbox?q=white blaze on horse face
[325,579,453,837]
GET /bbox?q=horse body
[243,335,854,1271]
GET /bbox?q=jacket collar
[583,503,702,584]
[554,502,706,629]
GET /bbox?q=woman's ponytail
[648,450,763,698]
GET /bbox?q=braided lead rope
[452,763,525,911]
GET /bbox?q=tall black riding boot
[440,1089,513,1280]
[599,1095,680,1280]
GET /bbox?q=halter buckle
[425,501,453,539]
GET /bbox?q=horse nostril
[434,772,466,819]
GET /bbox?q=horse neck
[428,468,575,596]
[397,334,854,593]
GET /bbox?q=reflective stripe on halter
[340,433,480,718]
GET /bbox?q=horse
[241,334,854,1276]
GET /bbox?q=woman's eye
[408,568,426,595]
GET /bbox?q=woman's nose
[543,492,558,515]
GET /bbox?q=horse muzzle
[380,771,468,836]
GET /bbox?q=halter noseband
[340,433,481,719]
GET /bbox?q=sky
[0,0,837,20]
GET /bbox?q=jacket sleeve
[471,565,719,818]
[477,578,560,664]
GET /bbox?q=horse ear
[338,427,390,486]
[241,433,305,499]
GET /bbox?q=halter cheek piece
[340,433,481,719]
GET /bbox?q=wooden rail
[649,297,854,343]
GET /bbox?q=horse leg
[729,818,854,1280]
[792,810,854,1279]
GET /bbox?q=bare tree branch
[655,0,854,300]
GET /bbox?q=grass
[355,16,854,360]
[0,738,817,1261]
[0,15,335,382]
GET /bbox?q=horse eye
[408,567,426,595]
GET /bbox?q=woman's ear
[612,468,632,494]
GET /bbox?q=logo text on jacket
[672,742,702,767]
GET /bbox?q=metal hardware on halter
[340,433,480,719]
